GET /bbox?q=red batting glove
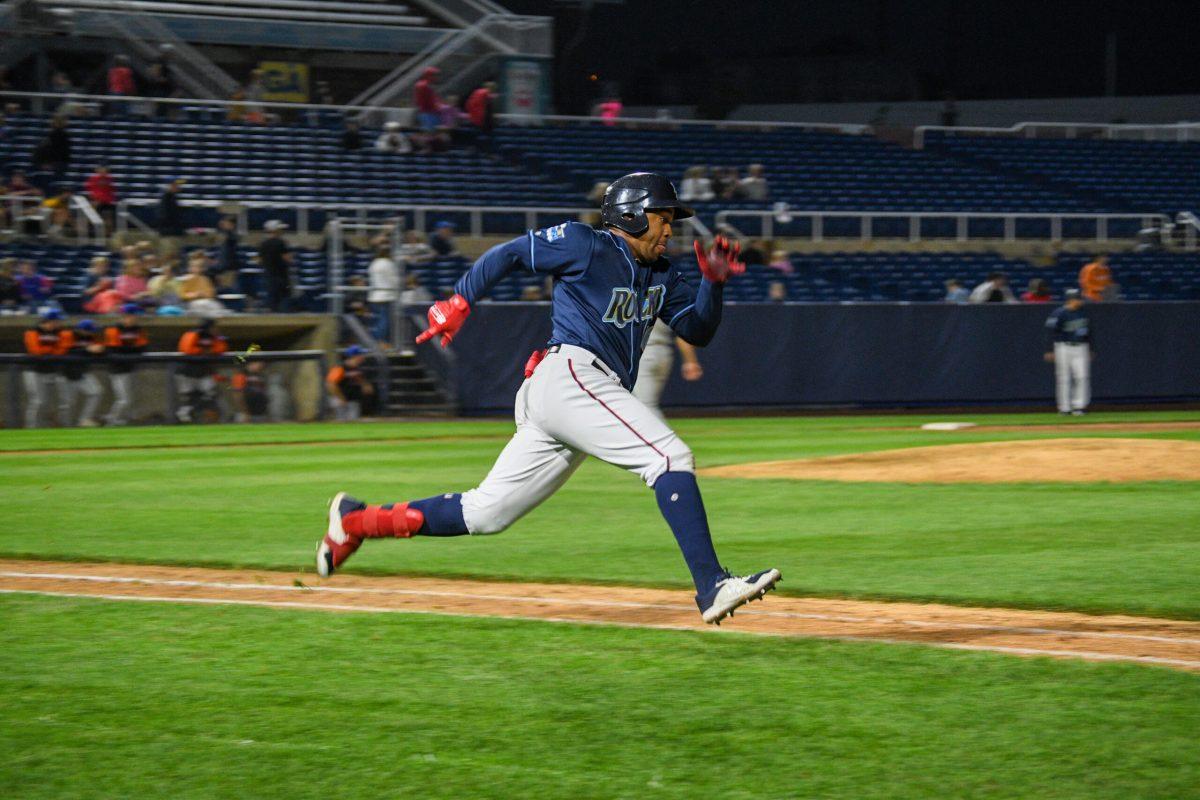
[523,348,547,378]
[693,235,745,284]
[415,293,471,348]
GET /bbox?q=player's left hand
[694,236,745,284]
[416,294,471,348]
[681,361,703,381]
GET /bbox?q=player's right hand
[416,293,471,348]
[694,236,746,284]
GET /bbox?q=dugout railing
[1,350,329,427]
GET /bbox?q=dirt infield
[699,438,1200,483]
[2,559,1199,672]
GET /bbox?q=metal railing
[3,194,106,245]
[115,198,713,240]
[914,121,1200,149]
[0,90,872,134]
[713,209,1172,245]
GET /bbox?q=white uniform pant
[107,372,134,425]
[461,344,693,535]
[1054,342,1090,412]
[61,373,102,425]
[331,397,361,421]
[21,371,56,428]
[176,375,216,420]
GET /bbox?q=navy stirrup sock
[654,472,724,593]
[389,494,469,536]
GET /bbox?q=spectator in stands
[767,249,794,275]
[22,307,69,427]
[943,278,969,304]
[1079,254,1114,302]
[401,272,432,308]
[428,221,458,257]
[117,256,153,307]
[520,285,546,301]
[7,169,43,200]
[106,55,136,116]
[594,95,623,127]
[768,281,787,302]
[1021,278,1053,303]
[581,181,608,226]
[227,88,248,122]
[244,70,266,124]
[742,240,767,266]
[969,272,1017,304]
[341,120,363,151]
[62,319,106,427]
[466,82,497,134]
[41,185,74,236]
[215,215,240,290]
[258,220,295,312]
[180,250,225,316]
[103,304,148,426]
[147,257,184,307]
[679,166,715,202]
[438,95,468,131]
[83,164,117,231]
[176,318,228,423]
[32,116,71,175]
[0,258,22,313]
[158,178,186,238]
[144,62,174,118]
[16,259,53,312]
[326,345,375,421]
[710,167,734,200]
[738,164,770,201]
[399,229,435,265]
[345,274,372,323]
[375,121,413,154]
[414,67,442,131]
[82,255,119,314]
[50,71,83,117]
[367,243,400,345]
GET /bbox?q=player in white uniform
[317,173,780,624]
[1044,288,1093,415]
[631,322,703,419]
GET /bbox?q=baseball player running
[318,172,780,624]
[1044,288,1093,415]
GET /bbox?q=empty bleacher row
[6,240,1196,311]
[925,133,1200,216]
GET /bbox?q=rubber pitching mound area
[699,438,1200,483]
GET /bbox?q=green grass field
[2,411,1198,798]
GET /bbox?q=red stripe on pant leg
[568,359,670,473]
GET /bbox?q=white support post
[812,214,823,243]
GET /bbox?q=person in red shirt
[22,308,70,427]
[176,318,228,422]
[1020,278,1053,303]
[106,55,136,116]
[465,81,497,133]
[83,164,117,229]
[414,67,442,131]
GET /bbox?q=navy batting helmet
[600,172,694,236]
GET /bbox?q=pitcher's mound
[700,438,1200,483]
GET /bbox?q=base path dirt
[699,438,1200,483]
[2,559,1199,672]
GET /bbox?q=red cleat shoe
[316,492,365,578]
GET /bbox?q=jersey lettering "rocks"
[455,222,722,389]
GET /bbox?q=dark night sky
[502,0,1200,114]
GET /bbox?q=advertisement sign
[259,61,310,103]
[501,58,549,116]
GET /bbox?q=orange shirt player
[1078,254,1113,302]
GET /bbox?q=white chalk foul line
[1,570,1198,647]
[3,586,1200,671]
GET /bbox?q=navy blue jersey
[1045,305,1091,347]
[455,222,723,389]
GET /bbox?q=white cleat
[696,568,781,624]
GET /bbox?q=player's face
[636,209,674,262]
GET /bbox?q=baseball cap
[434,220,456,230]
[344,345,367,357]
[1064,288,1082,299]
[120,303,142,315]
[76,319,97,333]
[39,307,64,321]
[265,220,288,232]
